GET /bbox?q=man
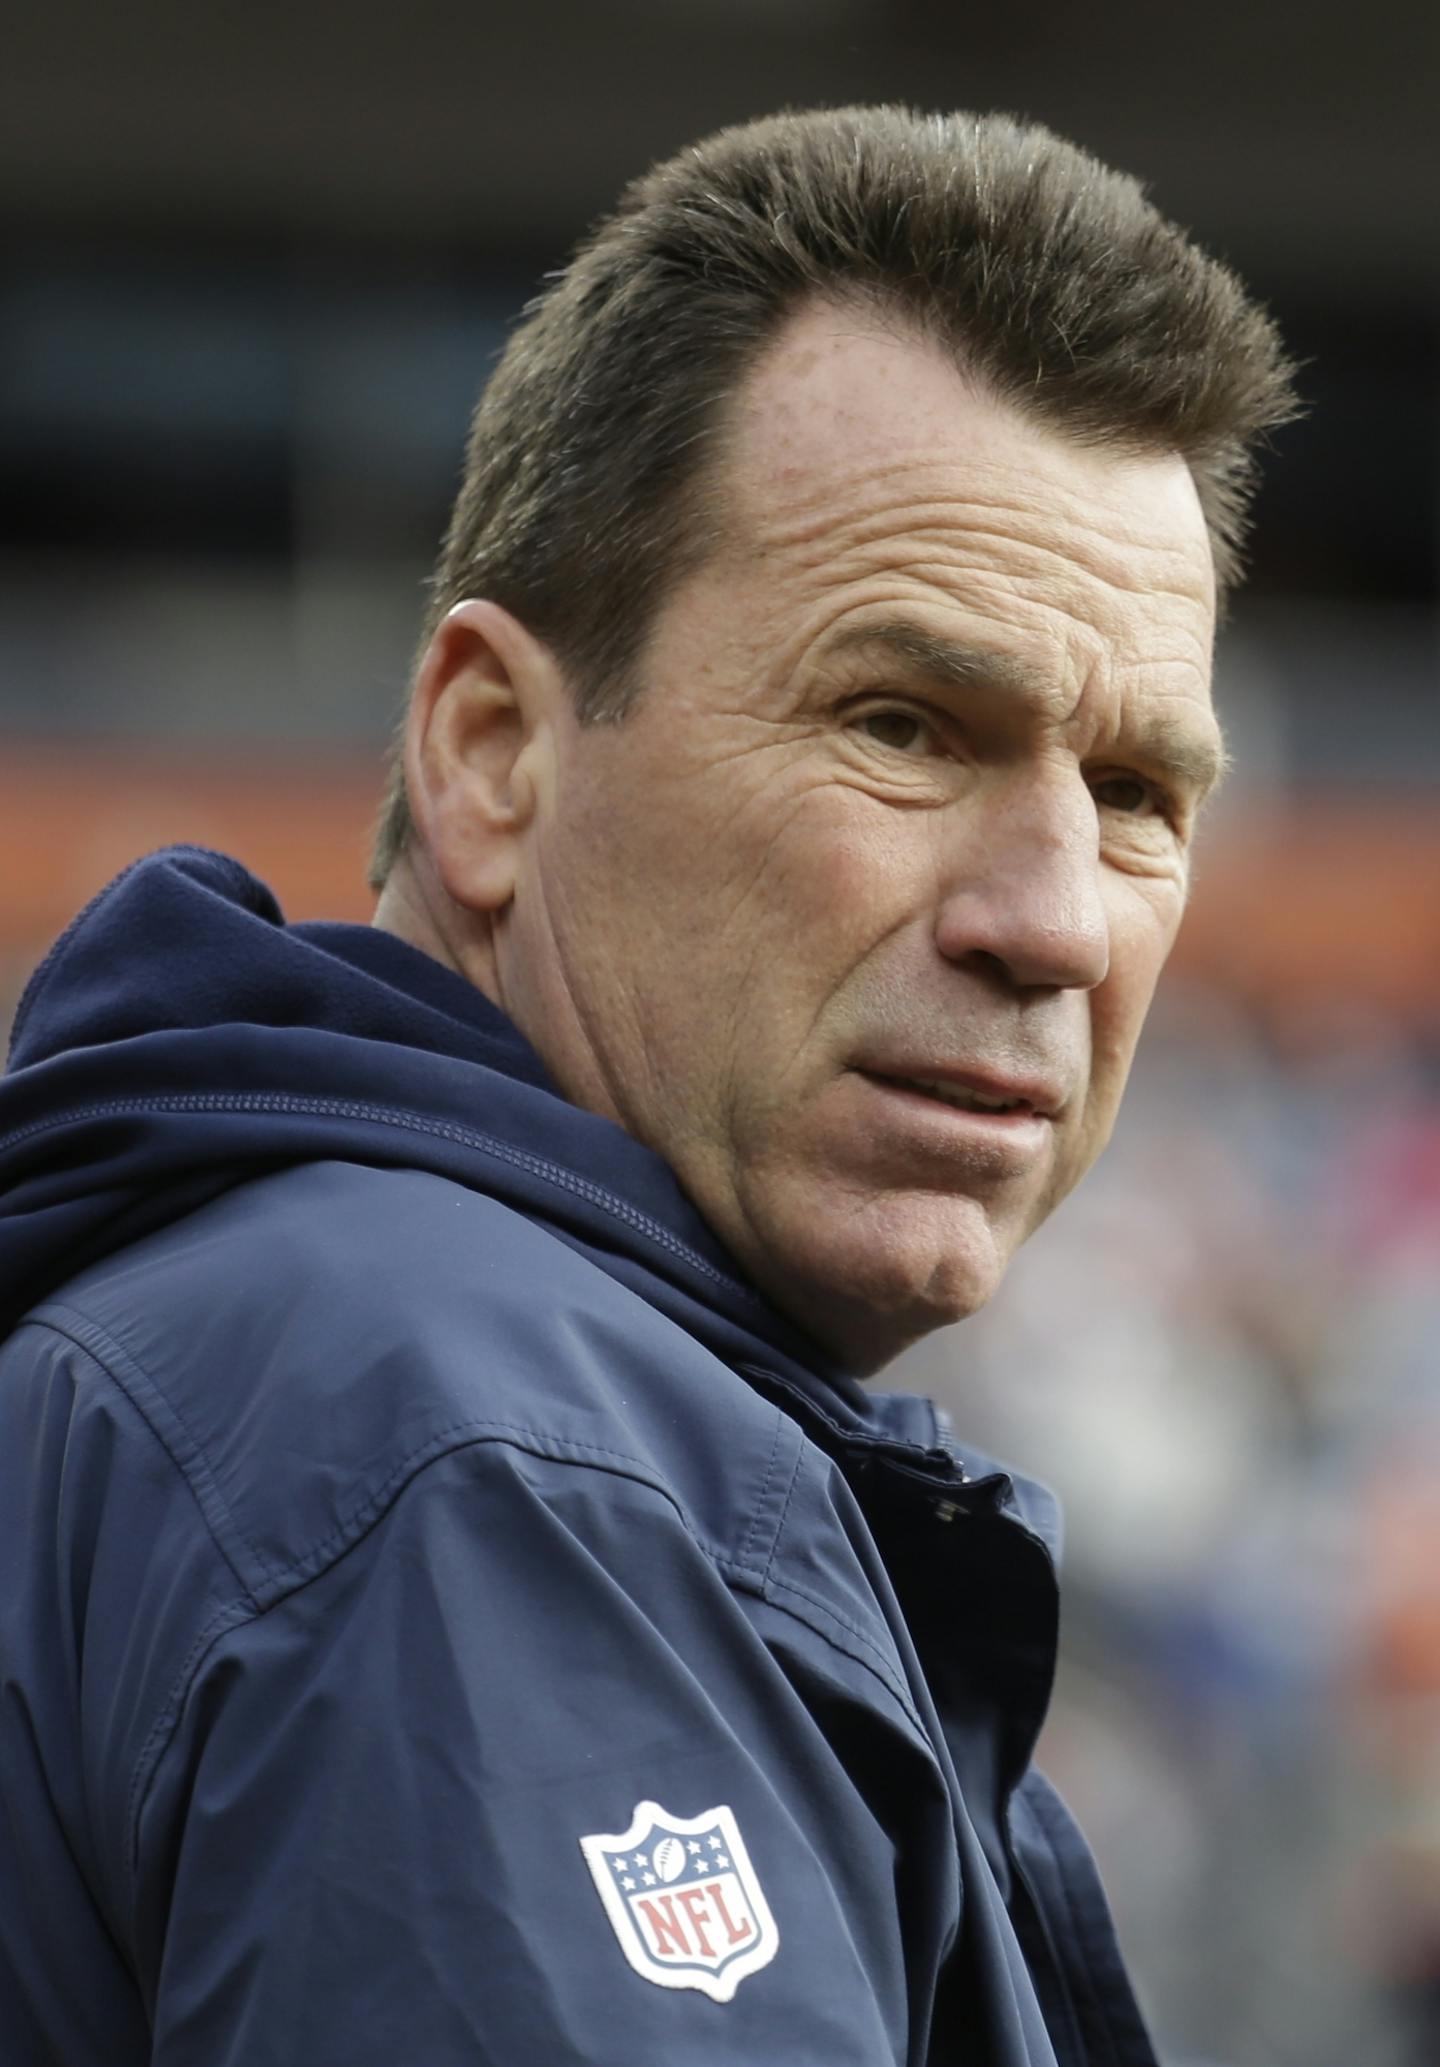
[0,108,1293,2064]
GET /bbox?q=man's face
[504,304,1221,1370]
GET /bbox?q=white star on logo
[709,1836,723,1850]
[642,1872,656,1886]
[612,1858,628,1873]
[635,1853,648,1866]
[715,1853,730,1868]
[621,1877,635,1890]
[687,1840,701,1854]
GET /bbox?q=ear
[404,599,563,916]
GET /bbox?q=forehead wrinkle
[750,505,1212,634]
[739,452,1211,596]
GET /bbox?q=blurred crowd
[906,980,1440,2066]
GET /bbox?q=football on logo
[651,1836,686,1883]
[579,1799,779,2002]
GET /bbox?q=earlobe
[404,600,555,917]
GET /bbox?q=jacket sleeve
[135,1437,911,2066]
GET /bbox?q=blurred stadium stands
[2,7,1435,2062]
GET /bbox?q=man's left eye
[859,710,933,754]
[1091,773,1163,816]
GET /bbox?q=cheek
[761,788,933,931]
[1089,891,1184,1096]
[639,785,907,1017]
[727,801,941,1059]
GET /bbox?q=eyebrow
[820,617,1228,801]
[824,619,1035,696]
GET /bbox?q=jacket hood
[0,846,884,1413]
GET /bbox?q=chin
[756,1195,1015,1376]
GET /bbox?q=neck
[371,850,505,1009]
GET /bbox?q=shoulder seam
[121,1428,713,1907]
[122,1424,925,1905]
[25,1308,277,1599]
[27,1312,929,1916]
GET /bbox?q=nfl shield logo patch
[579,1799,779,2001]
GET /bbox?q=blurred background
[1,4,1435,2060]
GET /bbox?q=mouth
[856,1067,1056,1121]
[874,1073,1030,1115]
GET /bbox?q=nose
[933,769,1110,991]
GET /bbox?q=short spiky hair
[370,105,1296,886]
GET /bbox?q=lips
[885,1074,1029,1114]
[856,1065,1061,1119]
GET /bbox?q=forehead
[705,301,1217,707]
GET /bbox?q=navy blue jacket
[0,848,1159,2066]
